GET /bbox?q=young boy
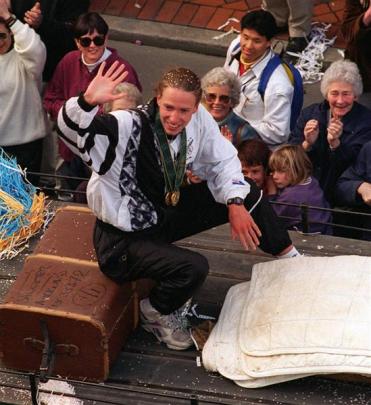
[237,139,275,194]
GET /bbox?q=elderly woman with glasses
[289,60,371,206]
[43,12,141,192]
[201,67,258,146]
[0,1,47,184]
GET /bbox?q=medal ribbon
[154,113,187,198]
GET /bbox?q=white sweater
[0,20,47,146]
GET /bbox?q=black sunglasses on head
[0,32,8,40]
[78,35,105,47]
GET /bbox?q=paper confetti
[0,149,51,260]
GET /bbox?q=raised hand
[24,2,43,29]
[0,0,11,19]
[327,115,343,150]
[84,61,129,106]
[228,204,261,250]
[303,119,319,150]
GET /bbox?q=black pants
[94,180,292,314]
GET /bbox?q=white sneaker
[140,298,194,350]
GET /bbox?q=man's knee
[182,251,209,289]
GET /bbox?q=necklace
[154,113,187,206]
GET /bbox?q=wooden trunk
[33,205,154,304]
[0,205,153,382]
[0,254,135,381]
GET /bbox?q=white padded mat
[202,255,371,388]
[239,256,371,356]
[203,281,314,388]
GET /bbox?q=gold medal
[165,192,172,206]
[170,191,180,206]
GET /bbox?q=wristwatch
[226,197,244,206]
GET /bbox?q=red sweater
[43,47,142,161]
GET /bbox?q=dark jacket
[289,100,371,205]
[11,0,90,81]
[336,140,371,206]
[342,0,371,91]
[335,140,371,240]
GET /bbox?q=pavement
[89,0,346,61]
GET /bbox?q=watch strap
[226,197,244,205]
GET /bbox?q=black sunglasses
[78,35,105,47]
[0,32,8,40]
[205,93,231,104]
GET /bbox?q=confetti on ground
[292,23,337,84]
[39,380,83,405]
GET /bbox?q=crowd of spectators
[219,6,371,240]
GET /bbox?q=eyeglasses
[205,93,231,104]
[0,32,8,40]
[78,35,105,47]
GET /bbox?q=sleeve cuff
[77,93,97,112]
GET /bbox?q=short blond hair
[103,83,142,113]
[269,144,312,186]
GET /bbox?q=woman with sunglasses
[43,12,141,194]
[44,11,141,124]
[201,67,258,146]
[0,0,47,185]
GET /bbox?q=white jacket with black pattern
[57,96,251,232]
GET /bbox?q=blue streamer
[0,149,37,239]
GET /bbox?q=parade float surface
[0,202,370,405]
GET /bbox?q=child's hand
[303,119,319,148]
[185,170,202,184]
[220,125,233,142]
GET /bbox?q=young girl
[268,144,332,234]
[237,139,275,195]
